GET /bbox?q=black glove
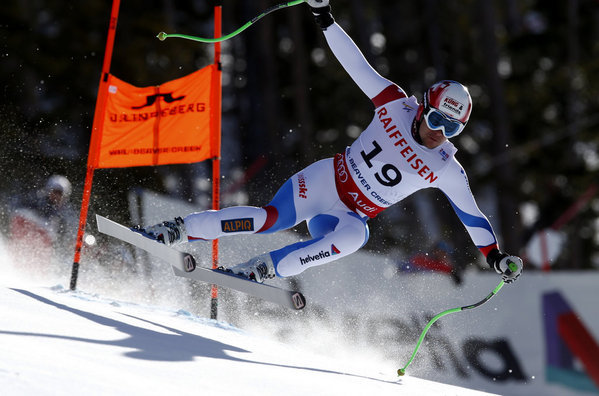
[306,0,334,30]
[486,249,523,283]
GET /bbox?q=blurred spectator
[8,175,77,271]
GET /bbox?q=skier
[142,0,523,285]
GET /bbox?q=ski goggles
[423,106,465,138]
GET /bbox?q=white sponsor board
[298,267,599,396]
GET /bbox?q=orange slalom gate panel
[94,64,219,168]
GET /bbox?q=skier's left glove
[486,249,523,283]
[306,0,334,30]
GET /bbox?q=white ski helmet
[419,80,472,137]
[46,174,72,200]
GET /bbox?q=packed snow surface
[0,266,497,395]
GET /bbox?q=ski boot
[141,217,187,246]
[226,253,276,283]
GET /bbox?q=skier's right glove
[306,0,334,30]
[486,249,523,283]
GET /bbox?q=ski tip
[157,32,167,41]
[397,368,406,376]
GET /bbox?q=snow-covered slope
[0,284,499,396]
[0,269,497,395]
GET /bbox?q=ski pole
[157,0,305,43]
[397,280,505,376]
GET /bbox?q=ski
[96,215,306,310]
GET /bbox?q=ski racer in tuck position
[141,0,523,285]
